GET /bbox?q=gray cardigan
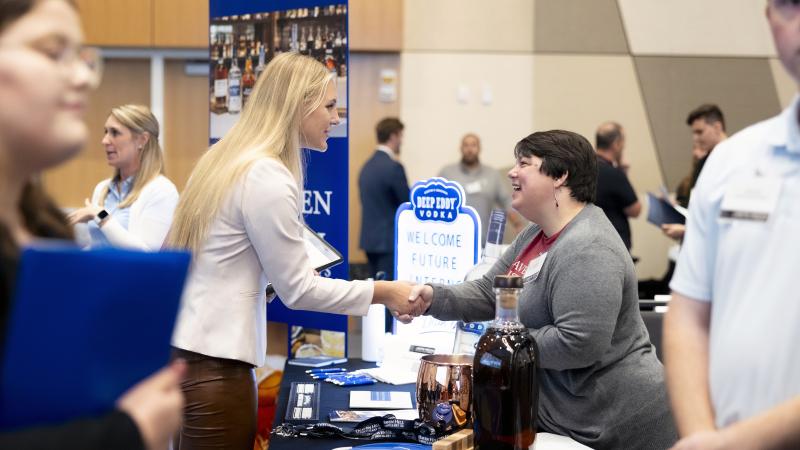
[428,205,677,449]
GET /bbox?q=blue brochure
[0,246,191,430]
[646,192,686,227]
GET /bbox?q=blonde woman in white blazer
[68,104,178,250]
[165,53,424,450]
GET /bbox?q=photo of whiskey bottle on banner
[209,4,348,141]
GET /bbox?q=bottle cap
[493,275,522,289]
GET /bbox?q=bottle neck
[485,209,507,247]
[482,242,503,261]
[493,287,523,328]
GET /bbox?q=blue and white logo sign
[395,178,481,286]
[410,179,463,223]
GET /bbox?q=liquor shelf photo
[209,4,348,140]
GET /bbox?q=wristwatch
[95,209,109,227]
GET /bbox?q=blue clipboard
[0,246,191,430]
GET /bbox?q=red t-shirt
[507,229,562,277]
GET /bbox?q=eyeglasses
[53,45,103,88]
[0,43,103,88]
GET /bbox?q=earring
[553,186,559,208]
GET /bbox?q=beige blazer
[172,158,373,366]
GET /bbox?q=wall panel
[154,0,209,48]
[349,0,403,51]
[348,53,402,263]
[619,0,775,56]
[77,0,153,47]
[399,52,533,185]
[404,0,534,53]
[533,54,669,279]
[534,0,628,54]
[163,61,209,191]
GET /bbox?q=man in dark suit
[358,117,409,285]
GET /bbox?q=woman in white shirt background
[165,52,422,449]
[67,104,178,250]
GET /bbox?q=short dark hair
[686,104,725,131]
[375,117,404,144]
[514,130,597,203]
[595,122,623,150]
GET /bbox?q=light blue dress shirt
[88,176,133,248]
[671,95,800,427]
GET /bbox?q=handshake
[373,281,434,324]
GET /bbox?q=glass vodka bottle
[453,209,506,354]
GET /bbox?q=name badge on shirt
[523,252,547,282]
[719,176,782,222]
[464,180,483,194]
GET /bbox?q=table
[269,360,407,450]
[268,359,591,450]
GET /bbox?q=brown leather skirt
[171,347,257,450]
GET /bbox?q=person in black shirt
[594,122,641,251]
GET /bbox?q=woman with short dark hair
[408,130,677,449]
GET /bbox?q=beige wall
[399,52,534,184]
[533,54,670,278]
[404,0,534,53]
[387,0,789,280]
[618,0,776,57]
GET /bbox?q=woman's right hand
[66,198,102,225]
[373,281,430,323]
[116,360,186,450]
[393,284,433,323]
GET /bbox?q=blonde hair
[167,52,333,253]
[101,104,164,208]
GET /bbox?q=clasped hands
[67,198,103,225]
[374,281,434,324]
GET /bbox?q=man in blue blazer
[358,117,409,287]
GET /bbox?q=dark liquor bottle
[242,55,256,106]
[237,34,247,58]
[472,275,539,450]
[306,25,315,57]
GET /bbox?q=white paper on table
[349,391,413,409]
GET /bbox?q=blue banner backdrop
[209,0,350,352]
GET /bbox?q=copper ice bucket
[416,354,473,430]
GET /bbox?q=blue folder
[0,246,191,430]
[646,192,686,227]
